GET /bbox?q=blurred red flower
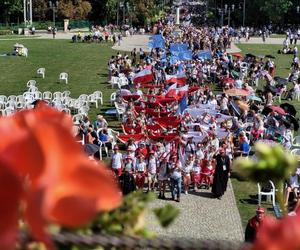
[252,211,300,250]
[0,105,121,250]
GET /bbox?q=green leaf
[153,204,179,228]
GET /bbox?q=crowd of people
[72,9,300,236]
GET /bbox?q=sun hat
[256,207,265,214]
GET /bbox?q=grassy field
[0,39,121,128]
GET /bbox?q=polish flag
[133,69,154,84]
[166,84,188,99]
[177,85,189,98]
[165,83,178,98]
[165,73,187,86]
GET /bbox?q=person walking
[211,147,231,199]
[170,157,182,202]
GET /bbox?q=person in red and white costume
[111,145,123,177]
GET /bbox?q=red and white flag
[165,84,188,99]
[133,69,154,84]
[165,83,177,98]
[177,85,188,98]
[165,73,187,86]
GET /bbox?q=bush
[0,30,12,35]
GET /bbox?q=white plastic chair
[43,91,53,101]
[33,91,43,100]
[79,94,89,102]
[88,94,98,108]
[23,92,34,104]
[73,114,83,124]
[93,91,103,105]
[0,95,7,103]
[5,100,17,109]
[59,72,68,84]
[27,80,36,88]
[119,77,129,87]
[7,95,17,102]
[114,102,125,120]
[257,180,276,206]
[53,92,63,100]
[110,76,121,88]
[37,68,45,79]
[291,148,300,157]
[76,133,85,145]
[293,91,300,101]
[28,86,38,93]
[110,92,116,106]
[2,107,15,116]
[61,108,71,115]
[292,136,300,148]
[62,90,71,98]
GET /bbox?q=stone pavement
[146,180,244,242]
[239,37,284,45]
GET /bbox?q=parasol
[280,103,297,117]
[274,76,288,86]
[83,144,100,156]
[225,88,250,96]
[245,53,256,58]
[232,53,242,58]
[247,95,262,102]
[286,115,299,131]
[262,105,286,116]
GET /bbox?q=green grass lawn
[0,39,121,128]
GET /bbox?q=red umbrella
[222,77,235,84]
[270,106,286,115]
[232,53,243,58]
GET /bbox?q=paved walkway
[239,37,284,45]
[147,181,243,242]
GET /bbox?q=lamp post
[23,0,32,27]
[242,0,246,27]
[226,4,235,27]
[49,0,58,28]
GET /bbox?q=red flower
[252,211,300,250]
[0,105,122,250]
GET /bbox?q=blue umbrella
[247,95,262,102]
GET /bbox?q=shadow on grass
[230,172,247,182]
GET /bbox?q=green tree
[57,0,92,20]
[259,0,292,23]
[0,0,23,23]
[33,0,48,21]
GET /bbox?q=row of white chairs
[109,76,129,89]
[35,68,68,84]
